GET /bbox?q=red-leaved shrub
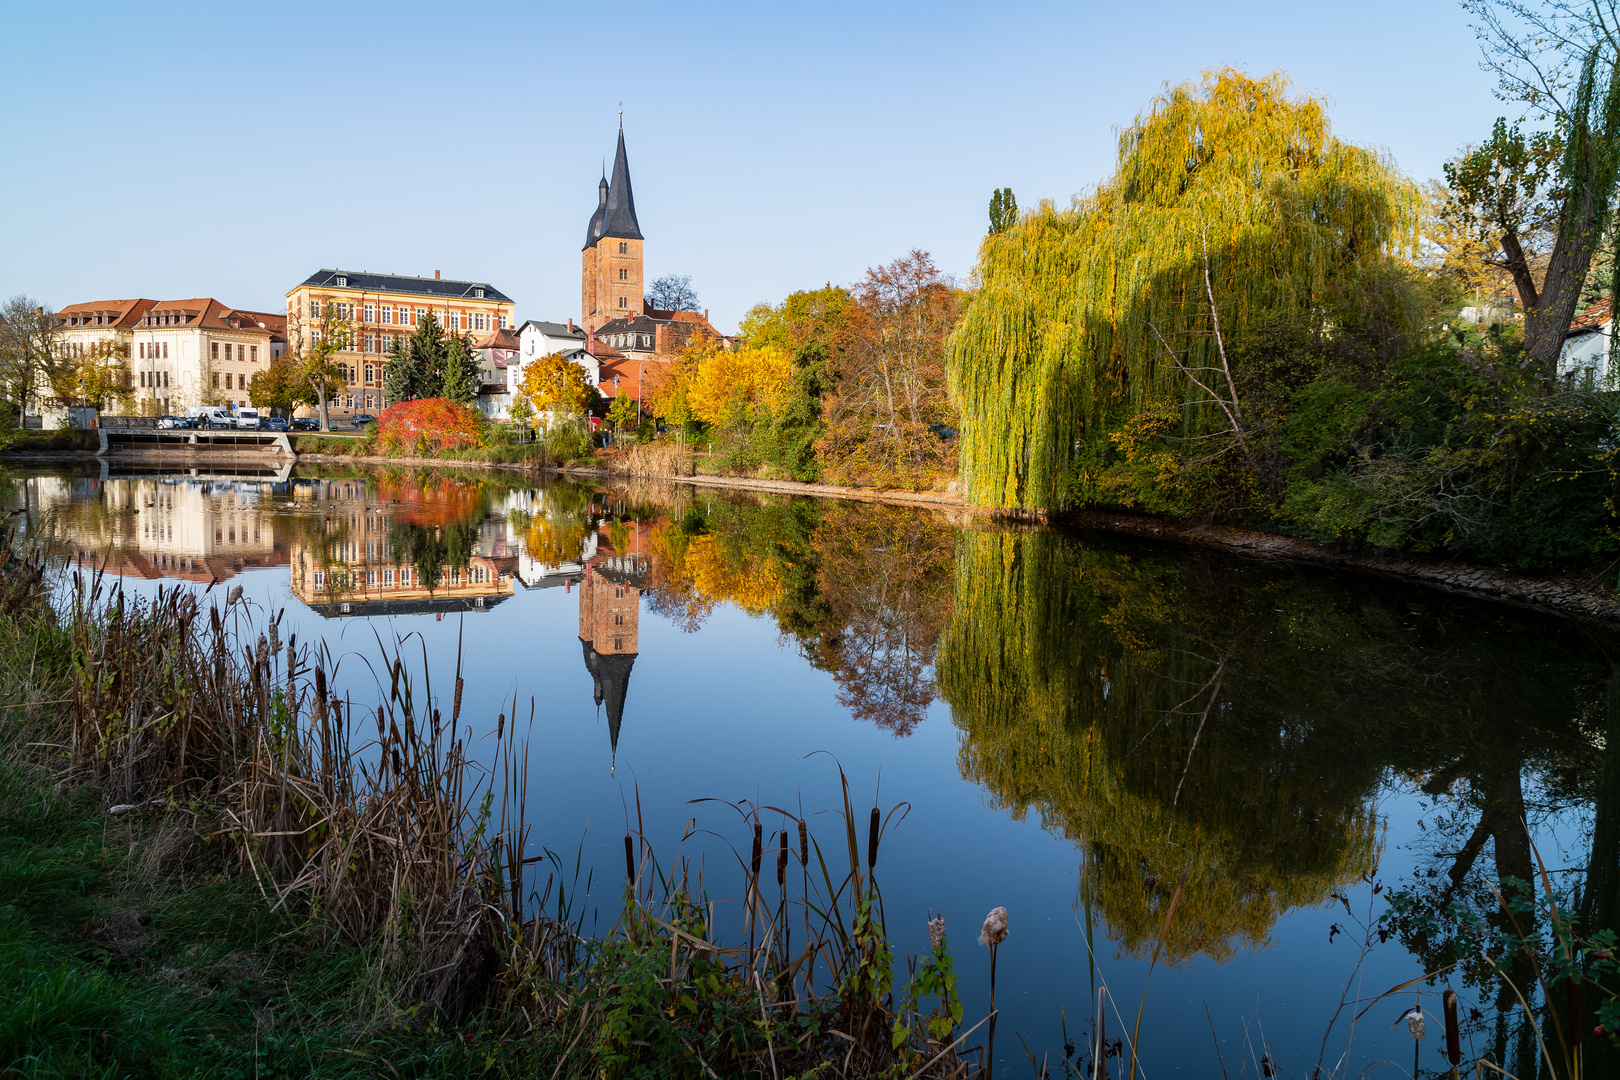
[375,398,485,455]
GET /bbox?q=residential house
[52,298,279,418]
[1560,298,1614,387]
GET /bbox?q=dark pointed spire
[580,637,636,766]
[600,125,643,241]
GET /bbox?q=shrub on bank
[374,397,485,455]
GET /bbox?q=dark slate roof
[600,127,643,241]
[296,269,513,303]
[583,175,609,251]
[520,320,587,338]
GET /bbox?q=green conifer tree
[382,339,420,406]
[988,187,1018,234]
[410,311,447,398]
[441,334,478,406]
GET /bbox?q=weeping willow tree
[947,69,1422,510]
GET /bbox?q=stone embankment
[1061,509,1620,625]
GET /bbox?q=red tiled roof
[1570,297,1612,333]
[56,299,157,328]
[473,327,521,351]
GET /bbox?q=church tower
[581,122,644,334]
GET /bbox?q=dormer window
[335,275,347,287]
[474,288,484,299]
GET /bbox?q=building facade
[52,298,281,416]
[284,270,515,419]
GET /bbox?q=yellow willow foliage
[946,69,1422,510]
[686,344,793,426]
[935,529,1381,963]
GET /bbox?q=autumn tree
[0,296,62,424]
[948,70,1421,511]
[817,251,961,487]
[49,340,134,411]
[512,351,592,429]
[605,390,641,431]
[1441,98,1620,375]
[250,352,313,415]
[289,295,355,431]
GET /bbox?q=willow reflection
[940,530,1388,962]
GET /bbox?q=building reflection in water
[576,519,648,769]
[28,473,285,583]
[288,477,516,618]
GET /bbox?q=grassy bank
[0,537,983,1079]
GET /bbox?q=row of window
[605,333,653,350]
[210,343,258,362]
[307,300,507,332]
[140,371,170,388]
[139,342,169,359]
[212,372,249,390]
[311,565,494,588]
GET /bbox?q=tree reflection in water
[936,528,1610,982]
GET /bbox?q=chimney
[587,328,596,354]
[703,308,709,323]
[434,270,441,280]
[567,318,574,332]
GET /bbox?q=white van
[186,405,234,429]
[234,407,261,430]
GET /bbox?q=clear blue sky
[1,0,1507,333]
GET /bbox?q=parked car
[290,417,319,431]
[262,416,289,432]
[156,415,187,430]
[353,413,377,427]
[187,405,233,429]
[234,407,261,430]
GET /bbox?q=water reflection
[9,464,1615,1068]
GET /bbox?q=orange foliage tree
[815,251,962,488]
[374,397,486,455]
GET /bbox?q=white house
[1560,298,1614,388]
[516,319,594,389]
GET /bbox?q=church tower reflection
[577,520,649,768]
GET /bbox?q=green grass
[0,430,98,453]
[0,765,527,1079]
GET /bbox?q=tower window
[619,297,627,308]
[619,242,627,254]
[619,268,627,280]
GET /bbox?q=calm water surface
[8,463,1612,1077]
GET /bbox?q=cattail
[497,712,505,741]
[314,665,327,703]
[391,746,402,776]
[1568,977,1583,1047]
[751,821,762,878]
[1443,988,1461,1066]
[867,807,880,872]
[390,657,401,701]
[777,830,788,887]
[928,915,946,950]
[980,906,1009,947]
[452,675,464,725]
[624,834,635,884]
[227,584,242,606]
[798,819,808,867]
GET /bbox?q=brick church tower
[581,122,644,334]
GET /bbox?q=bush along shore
[0,534,991,1079]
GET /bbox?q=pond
[6,462,1613,1077]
